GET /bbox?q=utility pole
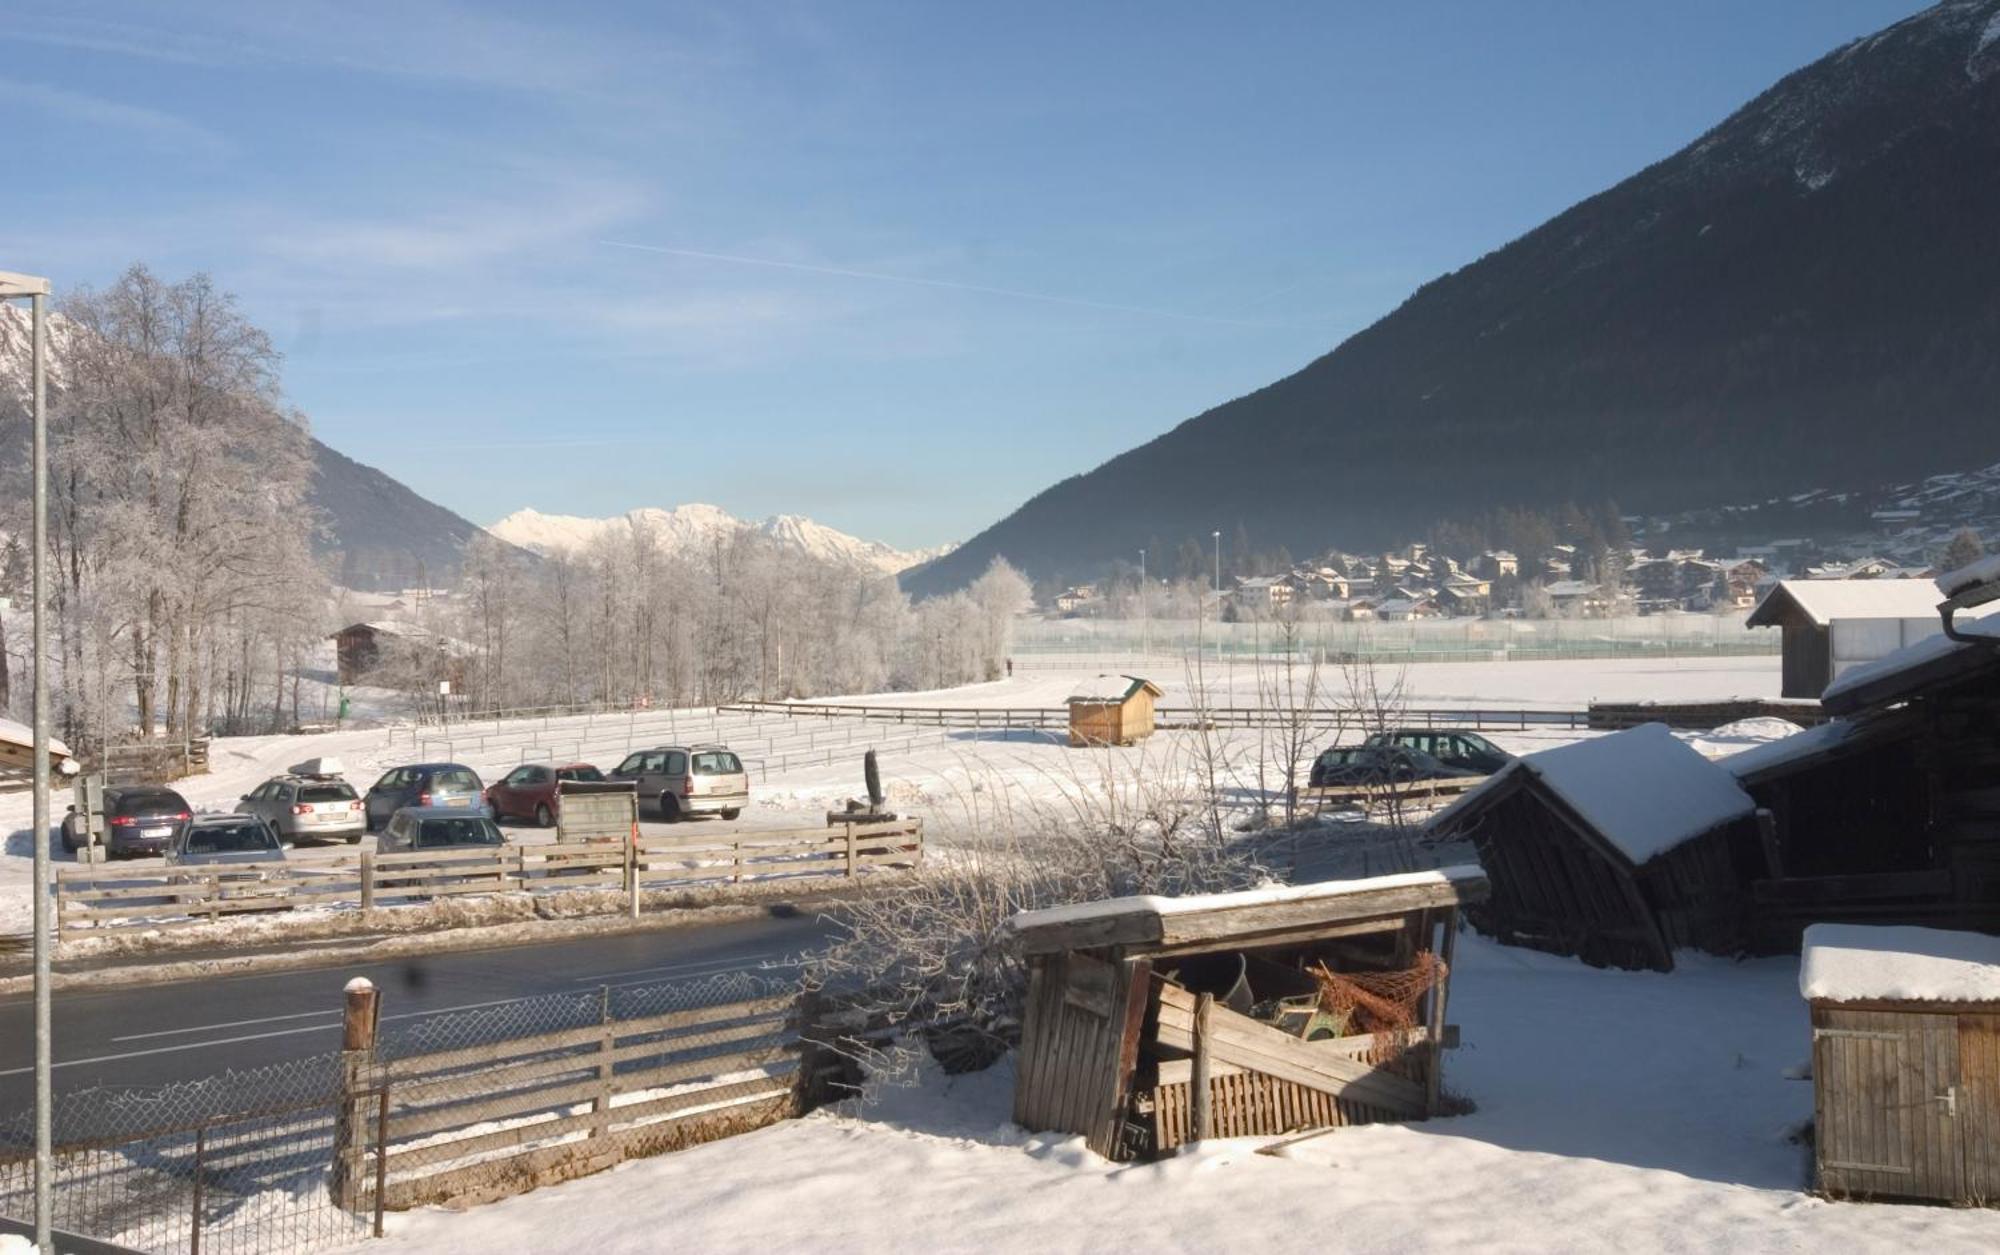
[3,267,54,1252]
[1212,530,1222,669]
[1138,548,1148,660]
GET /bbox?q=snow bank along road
[0,909,837,1113]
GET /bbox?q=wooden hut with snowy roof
[1745,577,1951,698]
[1066,674,1164,747]
[1009,867,1490,1160]
[1428,723,1762,970]
[1801,923,2000,1204]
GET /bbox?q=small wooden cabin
[1427,723,1762,971]
[1802,923,2000,1204]
[1745,579,1946,699]
[1008,867,1490,1160]
[1066,675,1164,747]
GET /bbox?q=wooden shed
[1746,579,1946,699]
[1008,866,1490,1160]
[1066,674,1164,747]
[1427,723,1763,971]
[1801,923,2000,1204]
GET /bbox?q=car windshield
[558,767,604,782]
[300,784,356,803]
[416,818,502,849]
[433,769,480,791]
[692,751,742,775]
[185,823,277,854]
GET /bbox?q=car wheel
[346,834,363,845]
[720,808,740,821]
[660,794,682,822]
[535,803,554,828]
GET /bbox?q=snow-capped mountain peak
[487,505,953,575]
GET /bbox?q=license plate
[444,797,470,807]
[142,826,171,838]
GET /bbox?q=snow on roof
[1439,723,1756,865]
[1745,578,1942,628]
[0,715,72,760]
[1065,674,1160,704]
[1820,608,2000,708]
[1010,866,1487,933]
[1720,716,1868,781]
[1801,924,2000,1004]
[1938,552,2000,598]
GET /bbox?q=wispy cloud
[599,240,1285,328]
[0,75,230,157]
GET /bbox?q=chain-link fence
[0,1053,365,1255]
[0,969,818,1254]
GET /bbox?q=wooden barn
[1801,923,2000,1204]
[0,717,75,793]
[1066,674,1164,747]
[1008,867,1489,1160]
[1746,578,1947,699]
[332,620,471,687]
[1427,723,1764,971]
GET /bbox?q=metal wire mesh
[0,970,811,1252]
[0,1052,366,1255]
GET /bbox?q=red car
[485,763,605,827]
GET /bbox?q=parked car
[363,763,486,832]
[1360,729,1513,776]
[166,814,286,868]
[377,807,507,854]
[609,744,748,821]
[486,763,605,827]
[60,786,193,858]
[1308,744,1457,789]
[239,774,366,844]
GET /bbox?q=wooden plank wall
[1012,952,1145,1157]
[1466,791,1671,970]
[375,992,803,1209]
[1812,1005,1970,1203]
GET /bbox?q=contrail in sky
[599,239,1274,328]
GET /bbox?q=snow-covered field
[0,655,1788,936]
[344,935,2000,1254]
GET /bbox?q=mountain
[489,505,953,575]
[905,0,2000,596]
[3,303,512,591]
[310,441,528,591]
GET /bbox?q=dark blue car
[362,763,486,832]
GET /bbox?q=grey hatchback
[377,807,507,854]
[363,764,486,832]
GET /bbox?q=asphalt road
[0,908,841,1113]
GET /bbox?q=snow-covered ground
[0,655,1786,936]
[343,935,2000,1254]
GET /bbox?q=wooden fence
[726,699,1596,732]
[1294,775,1489,812]
[350,988,819,1210]
[52,819,924,935]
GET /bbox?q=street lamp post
[1211,530,1222,667]
[2,267,53,1252]
[1137,548,1147,659]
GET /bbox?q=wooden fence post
[592,985,614,1140]
[359,853,375,914]
[844,823,857,878]
[1189,993,1214,1144]
[626,829,640,919]
[1425,907,1458,1118]
[333,977,381,1212]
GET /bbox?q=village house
[331,621,472,687]
[1475,550,1519,580]
[1542,579,1609,617]
[1053,584,1098,615]
[1231,575,1294,613]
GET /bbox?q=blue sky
[1,1,1929,548]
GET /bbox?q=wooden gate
[1813,1009,1965,1201]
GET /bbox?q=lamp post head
[0,271,52,298]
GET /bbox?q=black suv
[61,786,193,857]
[1360,729,1513,776]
